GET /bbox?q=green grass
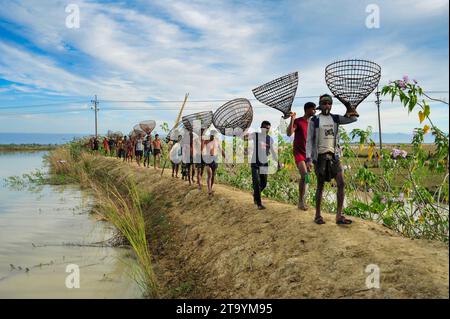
[0,144,58,152]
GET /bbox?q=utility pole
[375,88,382,150]
[91,95,99,138]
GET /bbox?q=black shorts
[153,149,161,156]
[315,153,342,182]
[196,159,205,170]
[205,161,218,170]
[135,150,143,157]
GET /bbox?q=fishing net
[133,124,146,137]
[212,98,253,136]
[139,120,156,134]
[325,59,381,116]
[182,111,213,132]
[252,71,298,119]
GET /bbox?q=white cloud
[0,0,447,135]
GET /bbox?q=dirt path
[127,160,448,298]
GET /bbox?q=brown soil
[126,159,448,298]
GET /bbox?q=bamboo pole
[161,93,189,176]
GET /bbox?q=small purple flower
[381,197,387,204]
[413,79,418,84]
[392,148,401,158]
[398,81,407,90]
[392,148,407,159]
[403,75,409,83]
[391,193,405,203]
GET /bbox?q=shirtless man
[152,134,162,169]
[202,130,225,197]
[125,136,133,162]
[102,137,110,156]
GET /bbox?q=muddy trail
[118,158,448,298]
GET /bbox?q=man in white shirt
[135,136,144,167]
[306,94,357,225]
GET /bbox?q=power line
[0,101,87,110]
[0,109,90,116]
[99,92,449,104]
[0,91,449,113]
[0,96,447,116]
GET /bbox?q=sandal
[314,216,325,225]
[336,216,353,225]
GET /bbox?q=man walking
[306,94,357,225]
[143,135,152,167]
[202,130,225,197]
[135,135,144,167]
[287,102,316,210]
[152,134,162,169]
[249,121,279,210]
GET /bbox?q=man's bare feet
[297,203,309,211]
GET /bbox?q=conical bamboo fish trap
[252,71,298,119]
[212,98,253,136]
[325,59,381,116]
[182,111,213,132]
[139,120,156,134]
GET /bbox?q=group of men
[95,134,163,168]
[240,93,356,225]
[164,94,356,225]
[287,94,356,225]
[168,129,225,197]
[92,93,356,225]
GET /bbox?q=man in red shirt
[287,102,317,210]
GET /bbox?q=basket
[212,98,253,136]
[325,59,381,111]
[139,120,156,134]
[182,111,213,132]
[252,71,298,118]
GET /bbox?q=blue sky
[0,0,448,135]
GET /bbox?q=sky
[0,0,448,136]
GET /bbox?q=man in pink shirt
[287,102,316,210]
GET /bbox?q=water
[0,133,88,145]
[0,151,141,298]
